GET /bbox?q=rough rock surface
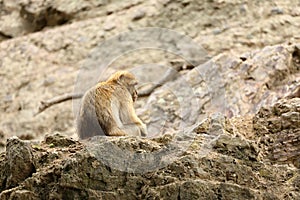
[0,98,299,199]
[254,98,300,167]
[142,43,300,135]
[1,136,35,189]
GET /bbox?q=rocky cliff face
[0,0,299,199]
[0,0,299,143]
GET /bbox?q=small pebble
[271,7,284,15]
[132,10,145,21]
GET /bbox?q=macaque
[77,71,148,139]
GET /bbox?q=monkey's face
[125,78,138,102]
[112,71,139,101]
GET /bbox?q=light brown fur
[77,71,148,139]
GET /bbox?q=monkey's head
[108,71,138,101]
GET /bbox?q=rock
[132,9,145,21]
[20,3,72,32]
[213,134,259,161]
[44,132,76,147]
[142,43,300,136]
[0,189,39,200]
[3,136,35,189]
[103,21,116,31]
[192,118,211,134]
[0,137,5,148]
[0,0,95,38]
[270,7,284,15]
[254,98,300,167]
[0,12,30,38]
[0,103,299,199]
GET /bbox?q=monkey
[76,71,148,139]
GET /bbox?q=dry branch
[35,93,83,116]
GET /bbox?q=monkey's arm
[108,100,128,136]
[121,102,148,136]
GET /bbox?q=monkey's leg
[108,128,127,136]
[103,114,127,136]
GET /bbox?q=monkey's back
[77,83,111,139]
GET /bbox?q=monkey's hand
[139,123,148,137]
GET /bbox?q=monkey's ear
[119,74,124,80]
[117,73,127,85]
